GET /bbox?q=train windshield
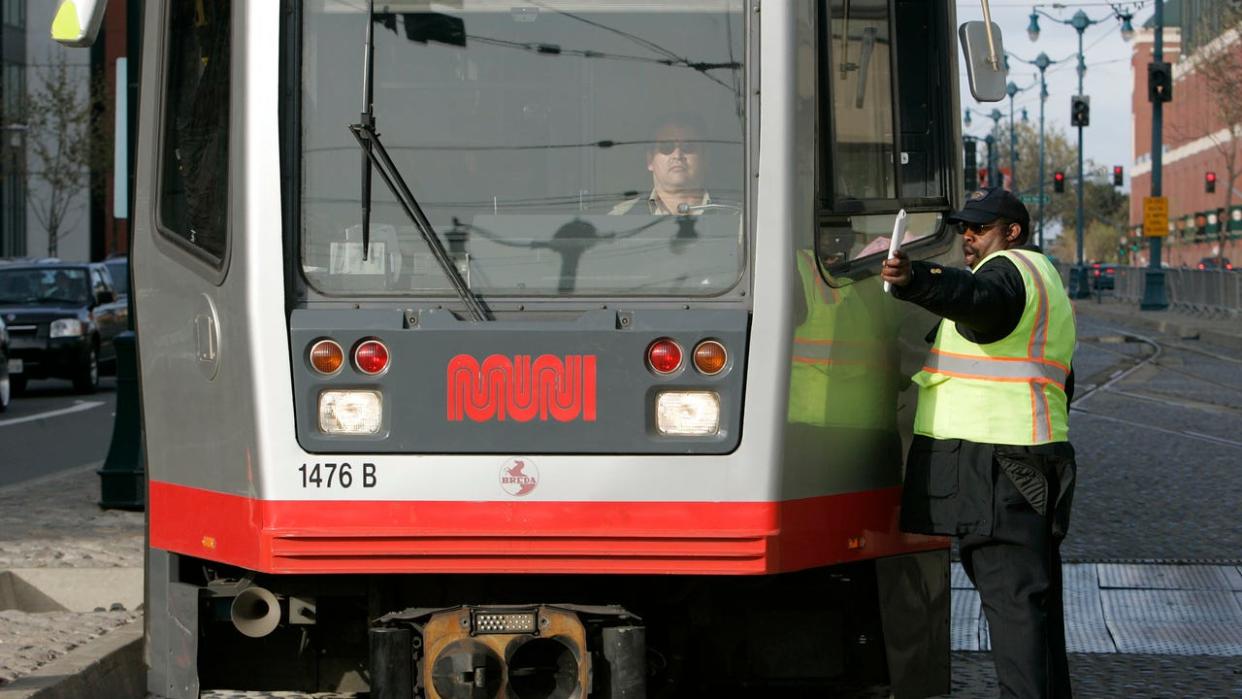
[300,1,747,298]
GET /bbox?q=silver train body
[132,1,969,696]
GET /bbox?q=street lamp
[1029,4,1139,298]
[1009,50,1069,250]
[1005,79,1037,193]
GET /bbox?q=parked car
[0,316,10,412]
[0,261,127,394]
[1196,256,1234,270]
[1090,262,1117,290]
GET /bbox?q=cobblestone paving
[0,609,139,687]
[1066,313,1242,563]
[0,465,144,687]
[0,464,144,569]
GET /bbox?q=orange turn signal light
[693,340,727,375]
[309,339,344,375]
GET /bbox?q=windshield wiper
[349,0,490,322]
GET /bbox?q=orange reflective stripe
[1008,251,1051,360]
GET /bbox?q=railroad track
[1072,328,1242,449]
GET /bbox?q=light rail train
[60,0,1009,695]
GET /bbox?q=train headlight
[318,390,382,434]
[655,391,720,436]
[50,319,86,338]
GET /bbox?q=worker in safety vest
[881,187,1077,699]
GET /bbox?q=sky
[955,0,1157,187]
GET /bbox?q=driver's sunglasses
[655,140,700,155]
[957,221,1004,236]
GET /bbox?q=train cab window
[157,0,231,264]
[298,1,747,299]
[816,0,950,280]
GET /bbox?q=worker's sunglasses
[957,221,1005,236]
[655,140,700,155]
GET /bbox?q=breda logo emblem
[500,458,539,496]
[446,354,597,423]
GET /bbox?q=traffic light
[1070,96,1090,127]
[1113,166,1124,186]
[1054,171,1066,193]
[1148,61,1173,103]
[964,140,978,187]
[1206,171,1217,193]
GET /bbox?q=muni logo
[446,354,597,423]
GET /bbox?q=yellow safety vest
[912,249,1075,445]
[789,251,900,430]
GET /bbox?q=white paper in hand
[883,209,909,294]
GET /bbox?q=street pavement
[0,377,117,488]
[4,302,1242,697]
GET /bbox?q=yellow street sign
[1143,196,1169,237]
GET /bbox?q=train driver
[609,113,712,216]
[881,187,1078,699]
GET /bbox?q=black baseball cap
[948,187,1030,230]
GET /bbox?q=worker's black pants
[960,463,1073,699]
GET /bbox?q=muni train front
[131,1,969,696]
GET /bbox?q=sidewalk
[0,464,144,693]
[1073,296,1242,350]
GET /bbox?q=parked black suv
[0,261,128,393]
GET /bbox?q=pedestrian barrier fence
[1061,265,1242,316]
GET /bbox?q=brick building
[1131,0,1242,268]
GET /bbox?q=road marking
[0,401,106,428]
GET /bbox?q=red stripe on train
[148,481,945,575]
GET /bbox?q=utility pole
[1142,0,1170,309]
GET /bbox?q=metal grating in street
[1101,590,1242,656]
[1062,563,1116,654]
[951,563,1242,656]
[1098,562,1242,591]
[951,588,982,652]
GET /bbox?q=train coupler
[371,604,643,699]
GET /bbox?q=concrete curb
[0,622,143,699]
[1073,301,1242,351]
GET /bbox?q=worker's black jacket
[893,245,1076,538]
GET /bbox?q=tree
[988,120,1128,250]
[2,51,109,258]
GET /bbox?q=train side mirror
[959,22,1007,102]
[52,0,109,47]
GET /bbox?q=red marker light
[647,339,683,375]
[354,340,390,375]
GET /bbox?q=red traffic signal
[1113,166,1124,187]
[1054,171,1066,193]
[1206,171,1217,193]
